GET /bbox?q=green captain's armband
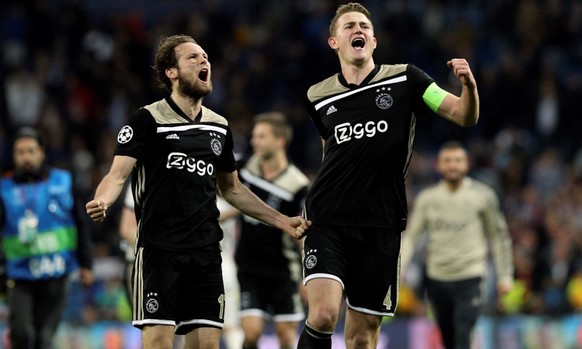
[422,82,448,113]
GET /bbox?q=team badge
[117,125,133,144]
[375,93,393,110]
[145,292,159,313]
[375,86,393,110]
[304,249,318,269]
[210,138,222,156]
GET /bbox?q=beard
[259,149,275,161]
[14,161,46,182]
[177,74,212,99]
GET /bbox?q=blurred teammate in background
[300,3,479,348]
[236,112,310,349]
[401,140,513,349]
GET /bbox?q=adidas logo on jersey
[326,105,338,115]
[166,133,180,140]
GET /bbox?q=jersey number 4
[383,286,392,311]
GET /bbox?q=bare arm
[86,155,136,222]
[119,206,137,245]
[400,194,427,275]
[436,58,479,127]
[483,190,514,296]
[216,170,310,239]
[216,196,240,221]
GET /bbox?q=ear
[278,136,286,148]
[434,158,442,174]
[165,67,177,80]
[328,37,338,50]
[372,37,377,50]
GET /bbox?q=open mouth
[351,38,365,49]
[198,68,209,82]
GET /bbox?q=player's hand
[283,215,312,239]
[497,279,513,296]
[447,58,476,89]
[86,199,108,222]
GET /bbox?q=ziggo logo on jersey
[166,152,214,176]
[334,120,389,144]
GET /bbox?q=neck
[260,152,288,181]
[170,92,203,120]
[444,178,464,192]
[341,59,375,85]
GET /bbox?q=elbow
[459,113,479,127]
[462,119,478,128]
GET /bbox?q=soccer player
[299,3,479,349]
[400,141,513,349]
[235,112,310,349]
[85,34,310,349]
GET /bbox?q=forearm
[439,86,479,127]
[456,84,479,126]
[492,232,514,283]
[94,173,126,207]
[401,222,423,273]
[221,184,287,231]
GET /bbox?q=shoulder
[48,168,73,187]
[139,99,186,125]
[467,178,495,195]
[466,178,498,202]
[49,168,72,179]
[307,74,345,102]
[276,164,310,195]
[371,64,408,82]
[141,99,166,120]
[241,155,261,175]
[200,106,229,127]
[128,104,157,126]
[284,164,311,188]
[415,183,441,202]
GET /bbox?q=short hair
[253,111,293,145]
[153,34,197,92]
[329,2,373,37]
[439,140,466,153]
[14,127,45,149]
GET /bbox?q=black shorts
[132,245,225,334]
[237,272,304,322]
[302,224,401,316]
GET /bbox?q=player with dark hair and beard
[86,35,310,349]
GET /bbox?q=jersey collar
[338,64,380,88]
[165,96,203,123]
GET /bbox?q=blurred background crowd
[1,0,582,333]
